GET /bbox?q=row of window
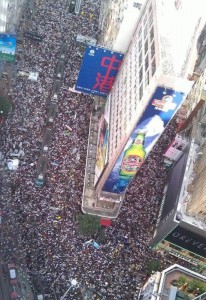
[109,1,156,154]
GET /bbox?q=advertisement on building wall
[75,46,124,97]
[165,225,206,258]
[164,135,188,162]
[0,34,16,62]
[94,100,110,184]
[102,86,186,194]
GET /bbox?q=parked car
[8,263,17,285]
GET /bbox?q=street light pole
[60,279,78,300]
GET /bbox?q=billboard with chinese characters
[0,34,16,62]
[75,46,124,97]
[164,135,188,162]
[94,100,110,184]
[102,86,186,194]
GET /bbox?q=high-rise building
[149,70,206,271]
[0,0,27,33]
[99,0,145,53]
[82,0,206,218]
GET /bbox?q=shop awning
[100,218,111,227]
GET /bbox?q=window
[133,2,142,9]
[139,67,143,83]
[139,51,142,66]
[151,58,156,76]
[148,12,153,28]
[144,39,148,54]
[145,54,149,71]
[145,71,149,87]
[138,39,142,53]
[139,83,143,100]
[138,27,142,40]
[144,25,148,40]
[151,41,155,59]
[150,27,154,42]
[175,0,182,9]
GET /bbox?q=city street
[0,0,195,299]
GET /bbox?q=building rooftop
[141,264,206,300]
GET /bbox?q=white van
[8,263,17,284]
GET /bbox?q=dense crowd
[0,0,192,299]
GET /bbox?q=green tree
[0,96,11,116]
[177,276,187,286]
[77,214,101,237]
[187,279,199,293]
[97,227,106,244]
[146,259,161,275]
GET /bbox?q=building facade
[82,0,206,218]
[99,0,144,53]
[0,0,27,33]
[186,142,206,216]
[149,73,206,271]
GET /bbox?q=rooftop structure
[140,264,206,300]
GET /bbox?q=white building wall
[100,0,145,53]
[156,0,206,78]
[0,0,9,32]
[0,0,26,33]
[113,0,145,53]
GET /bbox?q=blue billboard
[0,34,16,62]
[102,86,186,194]
[75,46,124,97]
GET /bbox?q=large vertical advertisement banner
[94,100,110,184]
[0,34,16,62]
[75,46,124,97]
[103,86,186,194]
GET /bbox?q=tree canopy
[0,96,11,116]
[146,259,161,275]
[77,214,101,237]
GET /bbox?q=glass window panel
[138,38,142,51]
[151,58,156,76]
[150,27,154,41]
[139,83,143,100]
[138,27,142,40]
[139,67,143,83]
[145,54,149,71]
[145,71,149,87]
[151,41,155,58]
[139,51,142,66]
[144,39,148,54]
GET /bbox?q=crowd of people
[0,0,192,299]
